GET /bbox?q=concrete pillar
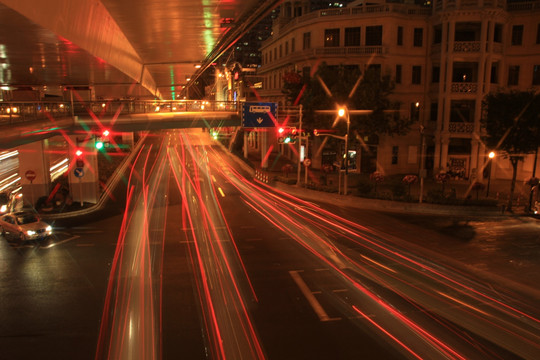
[68,135,100,205]
[18,141,51,207]
[260,130,269,169]
[441,136,450,172]
[470,138,479,180]
[122,132,134,148]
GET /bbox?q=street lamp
[338,106,350,195]
[486,151,495,197]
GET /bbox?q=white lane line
[43,235,80,249]
[289,270,341,322]
[218,187,225,197]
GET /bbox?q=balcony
[453,41,481,52]
[448,122,474,133]
[451,82,477,93]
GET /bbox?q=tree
[482,90,540,211]
[299,63,414,137]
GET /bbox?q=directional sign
[242,102,277,128]
[25,170,36,182]
[74,167,85,178]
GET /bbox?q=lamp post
[486,151,495,197]
[338,107,350,195]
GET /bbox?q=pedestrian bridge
[0,100,241,149]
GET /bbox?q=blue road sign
[242,102,277,128]
[74,167,85,178]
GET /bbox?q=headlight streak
[166,132,265,359]
[205,147,540,359]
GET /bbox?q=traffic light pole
[296,105,303,186]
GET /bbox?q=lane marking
[289,270,341,322]
[361,255,397,274]
[42,235,80,249]
[437,291,490,317]
[218,187,225,197]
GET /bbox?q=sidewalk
[245,148,534,217]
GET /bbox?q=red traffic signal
[75,149,84,167]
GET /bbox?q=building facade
[255,0,540,184]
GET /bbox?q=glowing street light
[486,151,496,197]
[338,106,351,195]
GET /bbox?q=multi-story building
[255,0,540,184]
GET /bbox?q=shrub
[356,177,374,195]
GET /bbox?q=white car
[0,211,53,242]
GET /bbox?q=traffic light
[277,126,297,144]
[95,129,110,150]
[75,149,84,167]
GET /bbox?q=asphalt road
[1,129,539,359]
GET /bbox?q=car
[0,211,53,242]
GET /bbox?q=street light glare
[338,108,345,117]
[489,151,495,159]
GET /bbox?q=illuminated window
[324,29,340,47]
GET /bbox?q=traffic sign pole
[25,170,37,208]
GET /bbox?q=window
[274,48,277,60]
[303,32,311,50]
[412,66,422,84]
[397,26,403,46]
[391,146,398,165]
[533,65,540,85]
[494,24,503,43]
[302,66,311,82]
[508,65,520,86]
[413,28,423,47]
[368,64,381,76]
[324,28,340,47]
[432,66,440,83]
[490,62,499,83]
[279,44,282,58]
[366,25,382,46]
[511,25,523,46]
[395,65,402,84]
[285,41,289,55]
[291,38,295,52]
[450,100,475,123]
[345,27,361,46]
[430,102,438,122]
[410,102,420,121]
[537,24,540,44]
[433,25,442,44]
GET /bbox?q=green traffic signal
[95,140,104,149]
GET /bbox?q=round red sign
[25,170,36,181]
